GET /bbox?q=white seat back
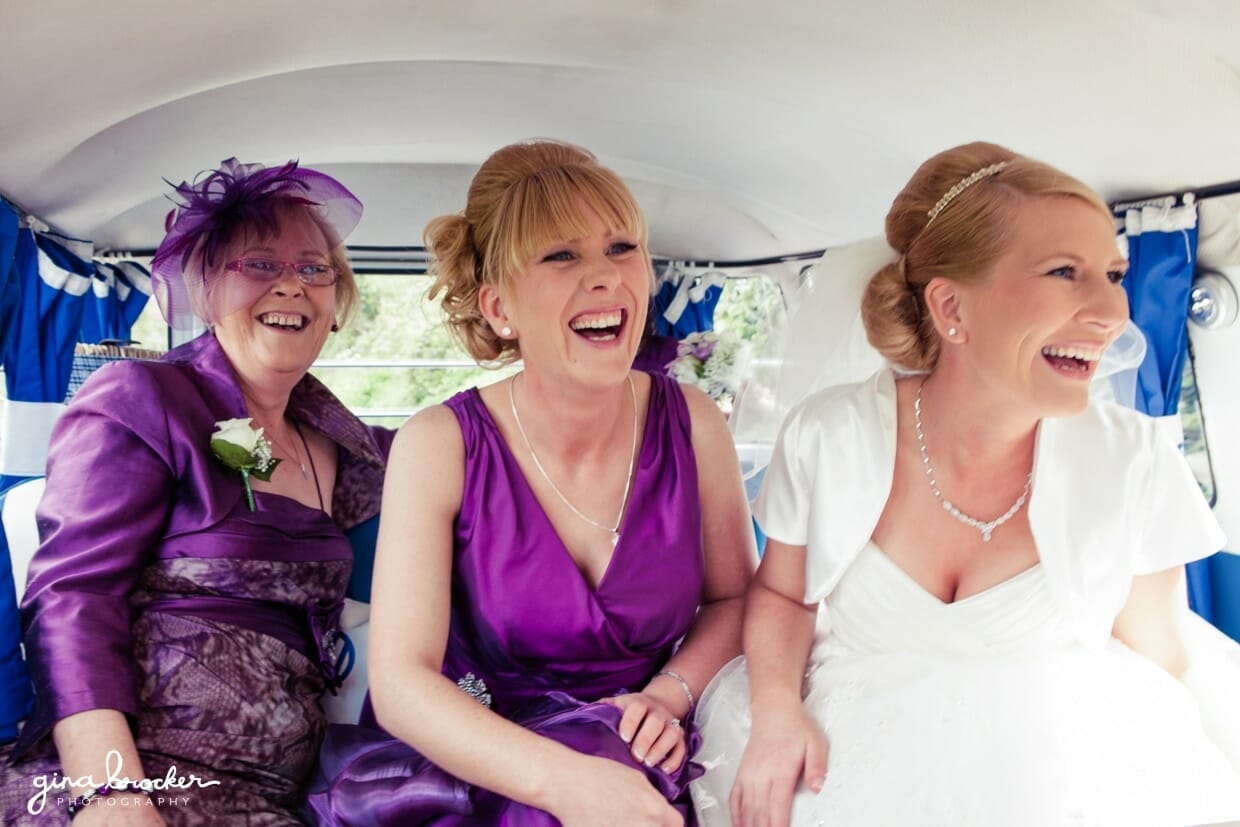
[2,478,45,603]
[321,598,371,725]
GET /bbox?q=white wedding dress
[692,542,1240,826]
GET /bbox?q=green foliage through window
[317,276,514,424]
[115,269,786,431]
[1179,344,1216,506]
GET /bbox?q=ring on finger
[667,718,681,728]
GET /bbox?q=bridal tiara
[925,162,1008,225]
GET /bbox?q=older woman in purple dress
[308,140,757,825]
[0,159,392,825]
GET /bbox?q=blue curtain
[1120,202,1233,635]
[1123,206,1196,417]
[81,261,152,345]
[1209,554,1240,639]
[0,205,34,742]
[652,266,726,338]
[0,202,21,368]
[0,231,92,492]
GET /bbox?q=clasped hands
[601,690,688,773]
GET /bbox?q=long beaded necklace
[508,373,638,549]
[914,379,1031,543]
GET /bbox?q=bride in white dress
[692,142,1240,827]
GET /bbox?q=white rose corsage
[210,418,280,512]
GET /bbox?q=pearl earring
[501,326,512,337]
[947,327,957,338]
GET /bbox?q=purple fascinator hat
[150,158,363,331]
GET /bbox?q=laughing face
[495,204,651,386]
[954,195,1129,416]
[210,209,339,382]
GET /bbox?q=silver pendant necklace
[914,379,1031,542]
[266,424,309,480]
[509,373,639,549]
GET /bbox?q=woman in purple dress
[308,140,757,825]
[0,159,391,825]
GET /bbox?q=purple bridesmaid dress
[309,373,706,825]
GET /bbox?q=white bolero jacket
[753,369,1226,650]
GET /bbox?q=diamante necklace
[914,379,1032,543]
[508,372,638,549]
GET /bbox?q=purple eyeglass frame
[224,257,339,286]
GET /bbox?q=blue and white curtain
[1123,203,1196,418]
[0,202,33,740]
[0,215,156,739]
[652,264,726,338]
[81,260,152,345]
[1120,201,1236,639]
[0,202,21,370]
[0,230,93,492]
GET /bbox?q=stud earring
[330,322,339,333]
[500,326,512,337]
[947,327,957,338]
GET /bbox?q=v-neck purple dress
[308,373,706,825]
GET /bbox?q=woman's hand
[729,700,828,827]
[549,754,684,827]
[51,712,166,827]
[70,794,167,826]
[601,691,688,773]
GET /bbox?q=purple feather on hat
[149,158,363,331]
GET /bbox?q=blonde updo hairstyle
[861,141,1112,371]
[426,140,651,364]
[424,140,649,364]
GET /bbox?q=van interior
[2,0,1239,731]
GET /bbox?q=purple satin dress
[308,373,706,825]
[0,332,391,825]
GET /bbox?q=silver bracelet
[653,669,695,711]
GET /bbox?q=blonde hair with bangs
[861,141,1113,371]
[427,140,649,364]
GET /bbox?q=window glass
[711,274,787,360]
[129,298,170,351]
[1178,342,1217,506]
[316,275,515,426]
[111,267,787,432]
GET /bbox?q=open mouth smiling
[569,308,626,342]
[1041,344,1104,374]
[259,312,307,331]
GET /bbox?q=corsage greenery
[210,418,279,511]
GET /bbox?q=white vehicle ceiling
[2,0,1238,260]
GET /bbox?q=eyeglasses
[224,257,339,286]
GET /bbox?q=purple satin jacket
[15,332,392,755]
